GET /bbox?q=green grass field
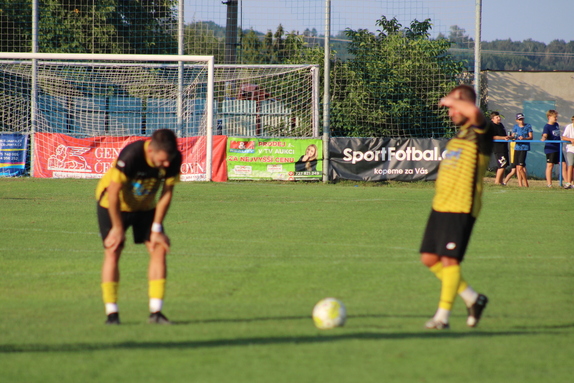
[1,178,572,382]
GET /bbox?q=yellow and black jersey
[432,121,493,217]
[96,140,182,212]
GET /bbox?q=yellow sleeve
[109,167,128,184]
[165,174,180,186]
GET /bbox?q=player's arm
[525,130,533,140]
[561,133,574,144]
[104,180,125,251]
[149,182,176,252]
[439,96,485,127]
[154,182,174,225]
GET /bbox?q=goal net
[0,53,318,180]
[0,53,215,180]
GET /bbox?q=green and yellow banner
[227,137,322,180]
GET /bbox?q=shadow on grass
[175,313,428,325]
[1,328,560,354]
[512,323,574,330]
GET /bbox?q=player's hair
[546,109,558,118]
[490,111,500,118]
[150,129,179,157]
[449,84,476,103]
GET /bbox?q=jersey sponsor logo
[442,148,462,162]
[130,178,157,197]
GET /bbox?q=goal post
[0,52,215,180]
[1,53,319,181]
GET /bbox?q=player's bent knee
[420,253,439,268]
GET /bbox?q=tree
[1,0,178,54]
[184,21,225,62]
[330,16,465,137]
[238,25,322,65]
[239,29,264,64]
[449,25,474,48]
[0,0,33,52]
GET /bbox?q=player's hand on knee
[104,227,125,251]
[151,232,171,253]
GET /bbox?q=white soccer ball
[312,298,346,330]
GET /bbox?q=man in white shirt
[561,116,574,189]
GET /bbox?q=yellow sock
[429,262,443,280]
[429,262,469,294]
[149,279,166,300]
[101,281,119,304]
[439,265,461,311]
[457,279,469,295]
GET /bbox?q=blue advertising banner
[0,133,28,177]
[329,137,448,181]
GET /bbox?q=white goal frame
[0,52,215,180]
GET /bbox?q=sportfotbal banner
[0,133,28,177]
[329,137,448,181]
[226,137,322,180]
[33,133,227,181]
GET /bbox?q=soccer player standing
[420,85,492,330]
[96,129,182,325]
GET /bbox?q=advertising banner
[0,133,28,177]
[329,137,448,181]
[33,133,227,182]
[226,137,322,180]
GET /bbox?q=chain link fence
[1,0,476,138]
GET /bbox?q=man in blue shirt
[541,110,561,187]
[511,113,533,187]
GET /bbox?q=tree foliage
[446,26,574,71]
[0,0,33,52]
[237,25,321,65]
[184,21,225,62]
[1,0,178,54]
[330,16,465,137]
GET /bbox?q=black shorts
[97,204,155,245]
[494,152,509,169]
[420,210,476,261]
[513,151,528,166]
[546,152,560,164]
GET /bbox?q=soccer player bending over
[420,85,492,330]
[96,129,182,325]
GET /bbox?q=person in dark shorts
[509,113,533,187]
[541,109,561,188]
[96,129,182,325]
[489,111,510,185]
[420,85,492,330]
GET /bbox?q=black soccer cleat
[148,311,172,325]
[105,312,120,325]
[467,294,488,327]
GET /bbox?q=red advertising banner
[33,133,227,182]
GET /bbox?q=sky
[189,0,574,44]
[481,1,573,43]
